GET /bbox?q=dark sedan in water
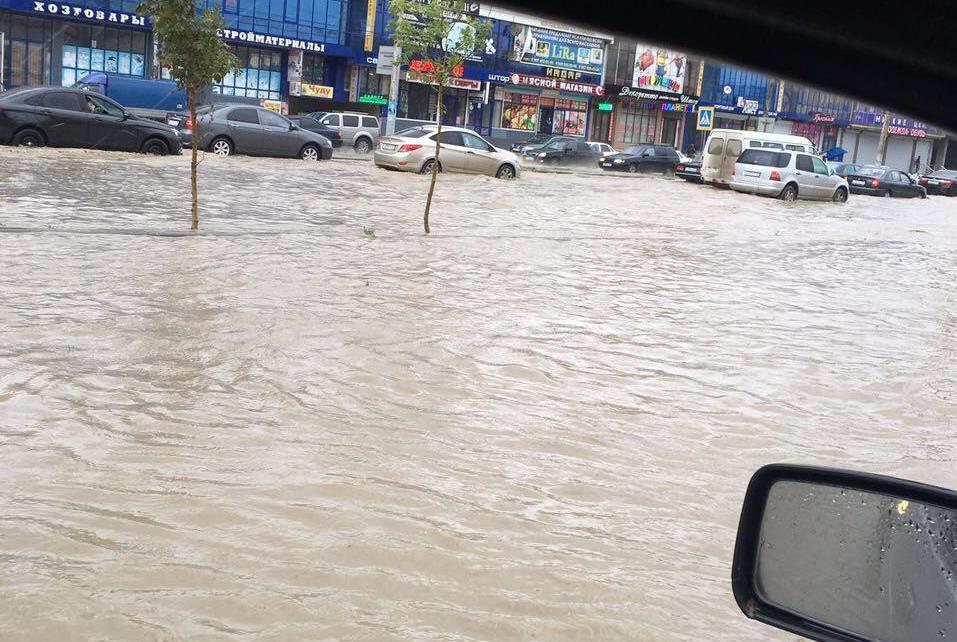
[676,155,704,183]
[0,86,182,154]
[918,169,957,196]
[599,143,682,174]
[190,105,333,160]
[845,166,927,198]
[288,116,342,148]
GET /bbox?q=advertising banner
[606,84,698,106]
[509,24,604,75]
[632,43,687,94]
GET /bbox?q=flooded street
[2,146,957,641]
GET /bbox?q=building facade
[1,0,953,168]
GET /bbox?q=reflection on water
[2,148,957,641]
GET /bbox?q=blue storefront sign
[6,0,148,26]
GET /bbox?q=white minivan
[701,129,816,186]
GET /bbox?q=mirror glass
[757,480,957,642]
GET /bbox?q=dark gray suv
[189,105,333,160]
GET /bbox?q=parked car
[599,143,682,174]
[675,155,704,183]
[535,139,603,166]
[701,129,815,185]
[0,86,182,155]
[826,161,863,178]
[374,125,520,179]
[511,133,556,153]
[730,148,849,202]
[520,135,576,158]
[309,111,378,153]
[587,141,617,157]
[845,166,927,198]
[190,105,333,160]
[918,169,957,196]
[288,116,342,148]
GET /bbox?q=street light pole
[875,110,890,166]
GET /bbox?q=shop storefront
[1,4,149,90]
[843,112,939,172]
[602,85,698,149]
[2,0,355,113]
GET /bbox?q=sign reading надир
[509,24,605,75]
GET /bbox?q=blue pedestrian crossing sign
[696,106,715,131]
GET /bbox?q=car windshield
[3,3,956,642]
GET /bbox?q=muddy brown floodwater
[1,147,957,641]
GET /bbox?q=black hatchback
[0,86,182,155]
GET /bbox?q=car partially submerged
[374,126,521,179]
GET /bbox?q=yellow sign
[262,100,283,113]
[301,83,335,99]
[364,0,376,52]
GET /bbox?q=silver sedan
[374,126,521,179]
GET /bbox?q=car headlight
[613,158,624,164]
[538,152,547,158]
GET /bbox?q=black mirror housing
[733,464,957,642]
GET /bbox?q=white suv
[310,112,379,153]
[731,149,849,202]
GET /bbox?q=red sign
[409,59,464,77]
[508,73,605,97]
[408,71,481,91]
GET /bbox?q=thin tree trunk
[189,89,199,231]
[423,83,442,235]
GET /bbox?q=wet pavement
[2,146,957,641]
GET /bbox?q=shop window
[60,26,146,86]
[501,91,538,131]
[302,53,324,84]
[553,97,587,136]
[3,15,50,88]
[618,100,656,144]
[214,46,282,100]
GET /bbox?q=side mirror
[289,123,299,131]
[122,111,131,120]
[733,464,957,642]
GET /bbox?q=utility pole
[0,33,5,90]
[875,110,890,166]
[386,45,402,136]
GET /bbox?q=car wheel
[210,138,233,157]
[627,164,638,173]
[141,138,169,155]
[779,184,798,202]
[884,190,893,198]
[832,187,848,203]
[12,129,44,148]
[354,138,372,154]
[420,159,441,174]
[919,190,927,199]
[496,164,516,179]
[300,144,320,161]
